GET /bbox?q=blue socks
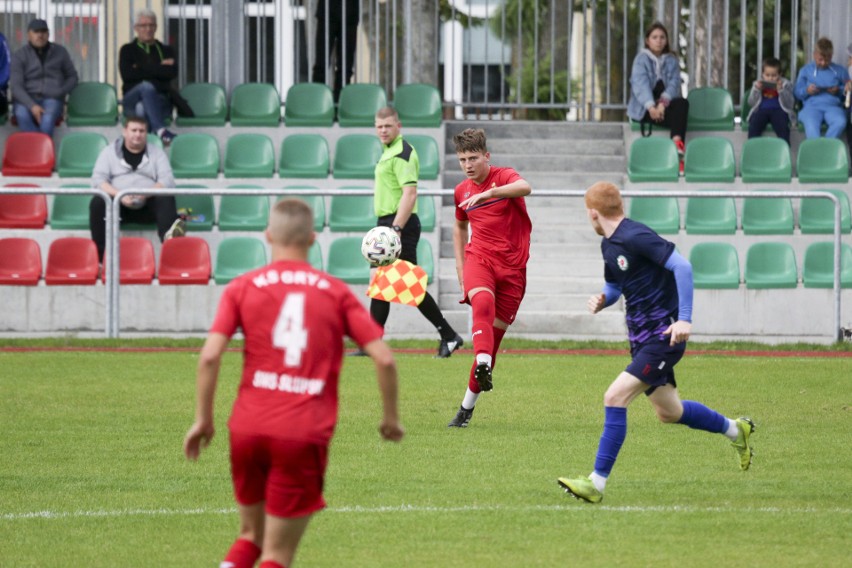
[593,406,628,477]
[677,400,728,434]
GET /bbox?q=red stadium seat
[45,237,99,285]
[102,237,156,284]
[1,132,56,176]
[158,237,211,284]
[0,238,42,285]
[0,185,48,228]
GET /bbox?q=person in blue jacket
[0,32,9,117]
[795,37,850,139]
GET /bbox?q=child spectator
[794,37,849,139]
[746,57,796,145]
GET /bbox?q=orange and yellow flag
[366,260,428,306]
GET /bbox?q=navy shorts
[625,338,686,396]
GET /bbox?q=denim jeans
[122,81,172,132]
[13,98,63,136]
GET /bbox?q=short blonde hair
[585,182,624,218]
[268,199,314,247]
[453,128,488,154]
[375,106,399,121]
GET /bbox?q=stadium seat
[407,134,440,180]
[2,132,55,176]
[798,189,852,234]
[744,242,798,289]
[393,83,442,127]
[169,133,220,178]
[742,190,794,235]
[418,195,436,232]
[0,238,42,285]
[329,194,375,232]
[175,185,216,232]
[66,82,118,126]
[326,237,371,283]
[332,134,383,179]
[628,195,680,234]
[224,133,275,178]
[218,194,270,232]
[802,242,852,288]
[337,83,387,127]
[686,87,735,130]
[147,134,163,150]
[229,83,280,126]
[45,237,99,285]
[176,82,228,126]
[51,188,91,230]
[683,137,735,182]
[627,137,679,182]
[157,237,211,284]
[684,193,737,235]
[103,237,155,284]
[214,236,268,284]
[308,241,323,270]
[416,239,434,284]
[57,132,109,178]
[689,242,740,289]
[740,137,791,183]
[0,187,48,229]
[280,188,326,231]
[283,82,335,126]
[796,138,849,183]
[279,134,330,178]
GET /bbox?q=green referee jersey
[374,135,420,217]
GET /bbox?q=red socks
[223,538,261,568]
[258,562,285,568]
[470,292,495,358]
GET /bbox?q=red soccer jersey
[454,166,532,269]
[210,260,383,445]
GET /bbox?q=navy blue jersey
[601,218,677,344]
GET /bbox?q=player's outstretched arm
[362,338,404,442]
[457,178,532,209]
[183,332,230,460]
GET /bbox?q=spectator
[794,37,849,139]
[119,9,178,145]
[89,116,185,265]
[9,18,78,137]
[312,0,359,102]
[0,32,9,117]
[626,22,689,170]
[746,57,796,145]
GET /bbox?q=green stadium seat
[740,137,791,183]
[57,132,108,178]
[799,189,852,234]
[218,189,270,232]
[628,195,680,234]
[329,193,375,232]
[686,87,735,130]
[689,242,741,289]
[627,137,679,182]
[417,195,435,232]
[326,237,371,283]
[333,134,383,179]
[146,134,163,150]
[283,82,335,126]
[169,134,220,178]
[684,193,737,235]
[50,187,91,230]
[802,242,852,288]
[796,138,849,183]
[229,83,280,126]
[279,134,330,178]
[176,82,228,126]
[393,83,442,127]
[0,111,7,126]
[175,184,215,232]
[742,190,794,235]
[66,82,118,126]
[407,134,440,180]
[337,83,387,127]
[308,241,323,270]
[745,242,798,289]
[214,236,268,284]
[280,187,326,231]
[683,137,735,182]
[224,133,275,178]
[416,239,434,284]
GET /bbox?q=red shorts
[461,253,527,324]
[229,431,328,518]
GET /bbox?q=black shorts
[377,213,421,264]
[626,338,685,396]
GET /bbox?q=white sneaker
[164,217,186,240]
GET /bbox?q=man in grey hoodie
[89,116,185,263]
[10,18,78,136]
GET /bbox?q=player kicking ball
[447,128,533,428]
[557,182,754,503]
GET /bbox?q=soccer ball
[361,226,402,267]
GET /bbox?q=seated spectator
[795,37,849,139]
[746,57,795,145]
[9,18,78,137]
[119,9,178,145]
[626,22,689,170]
[89,116,185,265]
[0,32,9,117]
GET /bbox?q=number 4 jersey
[210,260,383,444]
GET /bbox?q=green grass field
[1,345,850,567]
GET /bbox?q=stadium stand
[229,82,281,126]
[337,83,387,127]
[742,190,794,235]
[0,238,42,285]
[392,83,442,127]
[686,87,735,130]
[176,82,228,126]
[103,237,156,284]
[175,185,216,232]
[57,132,109,178]
[683,136,735,182]
[224,133,276,178]
[214,236,267,284]
[2,132,55,176]
[798,188,852,234]
[45,237,99,285]
[795,138,849,183]
[406,134,440,180]
[218,193,270,232]
[744,242,798,289]
[326,237,371,283]
[278,134,330,178]
[417,195,435,232]
[684,193,737,235]
[169,133,220,178]
[50,190,92,230]
[416,239,434,283]
[628,195,680,234]
[157,237,211,284]
[280,189,326,231]
[332,134,383,179]
[308,241,323,270]
[802,242,852,288]
[0,187,48,229]
[283,82,335,126]
[627,137,679,182]
[740,137,791,183]
[328,193,375,232]
[689,242,741,289]
[66,82,118,126]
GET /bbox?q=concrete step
[442,171,625,190]
[438,256,602,277]
[438,275,605,298]
[445,120,625,140]
[438,224,604,244]
[440,291,599,311]
[483,138,625,156]
[446,154,626,173]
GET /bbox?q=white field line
[2,503,851,522]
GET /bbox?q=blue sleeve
[630,55,655,110]
[664,250,693,322]
[794,65,810,101]
[661,55,681,101]
[602,281,622,307]
[0,35,9,88]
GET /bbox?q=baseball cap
[28,19,49,32]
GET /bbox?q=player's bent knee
[655,408,681,423]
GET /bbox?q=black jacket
[118,40,177,95]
